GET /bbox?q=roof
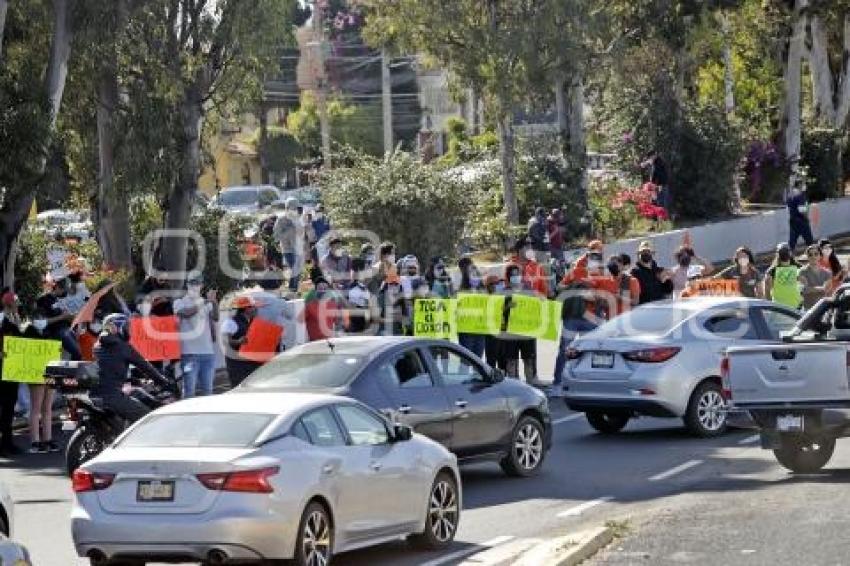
[155,391,339,417]
[287,335,421,356]
[646,296,768,311]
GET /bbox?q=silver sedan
[563,297,800,436]
[71,392,461,565]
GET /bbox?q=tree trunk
[554,77,568,157]
[567,77,588,214]
[782,0,806,195]
[94,0,132,271]
[807,14,850,130]
[497,110,519,226]
[0,0,9,62]
[0,0,74,287]
[160,90,203,283]
[721,11,735,116]
[469,86,481,135]
[259,102,270,184]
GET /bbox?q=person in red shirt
[511,237,550,298]
[586,256,641,318]
[547,209,565,262]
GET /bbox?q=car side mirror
[393,424,413,442]
[488,367,505,383]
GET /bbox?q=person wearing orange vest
[510,237,550,298]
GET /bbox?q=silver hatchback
[563,297,800,436]
[71,392,460,565]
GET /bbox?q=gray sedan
[71,392,460,565]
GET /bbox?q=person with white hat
[630,241,673,304]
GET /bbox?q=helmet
[103,313,131,341]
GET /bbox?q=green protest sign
[413,299,457,339]
[456,294,505,335]
[506,295,562,341]
[2,336,63,384]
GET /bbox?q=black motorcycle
[44,361,180,475]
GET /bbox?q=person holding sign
[457,258,486,358]
[765,243,802,309]
[174,277,219,398]
[502,263,541,385]
[22,307,62,453]
[221,296,264,387]
[0,289,23,456]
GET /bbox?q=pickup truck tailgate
[724,343,850,408]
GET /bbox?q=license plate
[137,480,175,502]
[777,414,804,432]
[591,352,615,369]
[61,420,77,432]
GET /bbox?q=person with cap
[273,197,303,290]
[573,240,605,281]
[173,277,219,398]
[527,206,550,263]
[631,240,673,304]
[320,236,353,289]
[220,295,263,387]
[0,289,23,456]
[765,242,802,308]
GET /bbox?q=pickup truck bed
[723,342,850,409]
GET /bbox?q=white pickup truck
[723,285,850,473]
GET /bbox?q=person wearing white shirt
[173,278,218,398]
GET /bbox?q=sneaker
[46,441,61,453]
[29,442,47,454]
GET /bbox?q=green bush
[187,207,249,295]
[802,128,842,202]
[318,150,477,261]
[515,155,586,240]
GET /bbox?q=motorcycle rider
[92,313,172,423]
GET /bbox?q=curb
[514,526,614,566]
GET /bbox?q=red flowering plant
[614,182,668,220]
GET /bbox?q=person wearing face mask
[58,270,91,315]
[37,274,83,361]
[320,237,353,290]
[787,185,814,253]
[370,242,397,294]
[304,277,343,341]
[630,241,674,304]
[798,245,832,309]
[311,204,331,255]
[572,240,605,281]
[347,259,373,334]
[715,247,762,298]
[378,273,408,336]
[670,246,713,299]
[22,308,61,453]
[220,296,264,387]
[138,274,174,316]
[426,257,454,299]
[765,242,802,308]
[511,237,550,298]
[457,257,486,357]
[502,264,542,386]
[0,289,23,456]
[527,207,550,263]
[174,277,219,398]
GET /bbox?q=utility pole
[313,3,331,167]
[381,48,393,155]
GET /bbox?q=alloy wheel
[428,479,459,543]
[302,509,331,566]
[514,422,543,471]
[697,390,726,432]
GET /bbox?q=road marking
[556,496,614,517]
[459,537,540,565]
[648,459,703,482]
[553,413,584,425]
[738,434,760,445]
[418,536,516,566]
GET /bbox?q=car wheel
[684,381,728,437]
[773,436,835,474]
[586,411,630,434]
[408,472,460,550]
[294,501,334,566]
[500,416,546,477]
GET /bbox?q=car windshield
[587,306,693,338]
[219,190,258,206]
[119,413,274,448]
[241,353,365,389]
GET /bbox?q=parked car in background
[210,185,284,216]
[280,185,321,214]
[240,336,552,477]
[71,392,460,565]
[563,297,801,437]
[31,209,94,241]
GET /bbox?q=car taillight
[196,466,279,494]
[565,348,582,360]
[68,398,79,421]
[720,357,732,400]
[622,347,681,363]
[72,469,115,493]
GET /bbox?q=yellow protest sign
[2,337,63,384]
[413,299,457,339]
[506,294,562,341]
[456,294,505,335]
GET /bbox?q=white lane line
[556,496,614,518]
[553,413,584,425]
[648,459,703,482]
[418,536,516,566]
[738,434,760,445]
